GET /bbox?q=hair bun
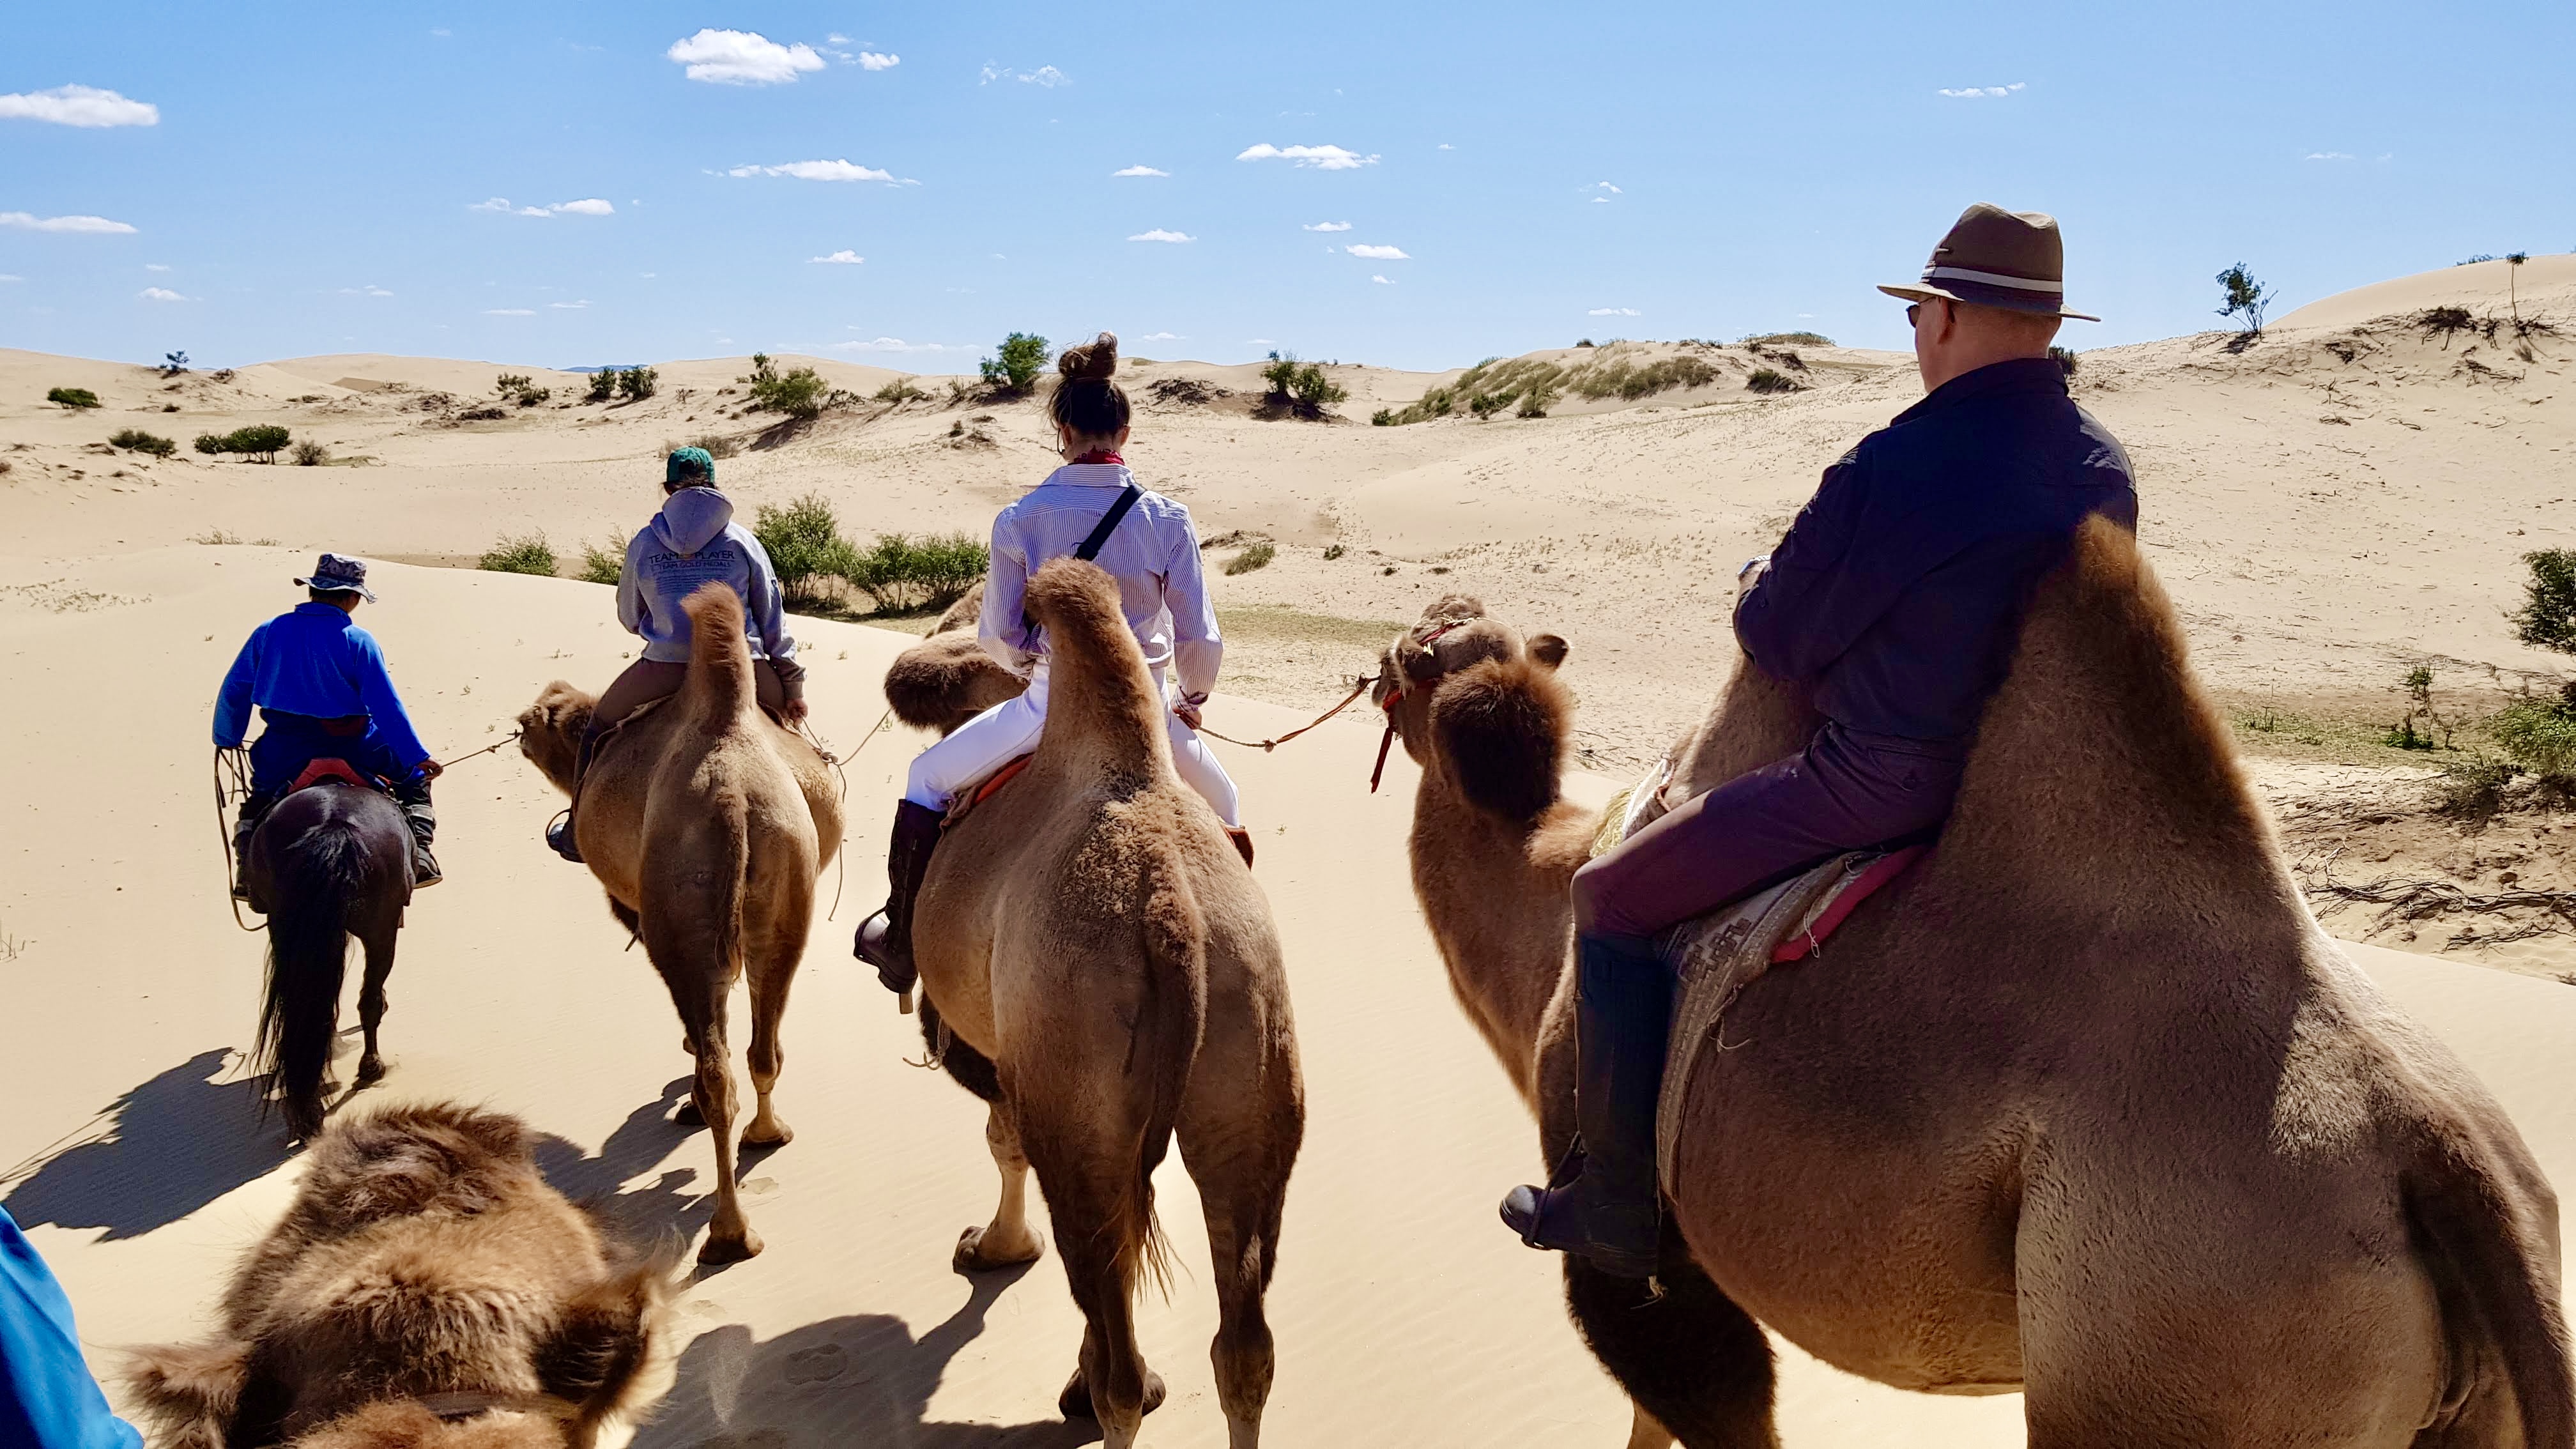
[1058,332,1119,381]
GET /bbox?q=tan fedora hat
[1878,202,2098,321]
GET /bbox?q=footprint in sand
[783,1342,849,1385]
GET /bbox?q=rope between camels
[1195,672,1381,753]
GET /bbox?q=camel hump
[1022,558,1166,773]
[679,583,755,723]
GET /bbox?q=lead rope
[797,706,891,922]
[1193,671,1381,753]
[213,747,265,933]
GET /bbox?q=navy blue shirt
[1734,356,2138,743]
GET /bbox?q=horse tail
[1122,847,1208,1298]
[679,583,755,727]
[1021,558,1167,778]
[2405,1114,2573,1443]
[254,813,366,1138]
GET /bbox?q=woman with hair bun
[855,332,1248,994]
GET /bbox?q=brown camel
[882,581,1025,737]
[1374,518,2570,1448]
[517,584,842,1264]
[900,558,1303,1448]
[123,1103,672,1449]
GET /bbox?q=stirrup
[544,809,583,863]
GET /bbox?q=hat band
[1923,264,2060,292]
[1920,264,2062,311]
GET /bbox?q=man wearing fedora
[213,554,443,899]
[1502,204,2140,1278]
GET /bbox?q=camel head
[515,682,597,795]
[884,631,1028,737]
[1372,595,1572,824]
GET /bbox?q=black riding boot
[1499,932,1673,1278]
[232,790,276,905]
[395,781,441,888]
[854,800,945,998]
[546,728,599,863]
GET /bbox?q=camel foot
[673,1100,707,1129]
[741,1116,792,1148]
[698,1227,763,1265]
[1059,1365,1165,1422]
[954,1224,1045,1273]
[353,1055,387,1089]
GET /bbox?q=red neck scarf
[1069,450,1124,466]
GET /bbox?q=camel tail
[1124,854,1209,1300]
[2406,1123,2574,1445]
[255,820,365,1138]
[679,583,755,725]
[1022,558,1167,775]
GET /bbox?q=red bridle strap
[1368,619,1468,793]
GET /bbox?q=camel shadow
[1,1048,293,1240]
[534,1076,725,1249]
[633,1266,1096,1448]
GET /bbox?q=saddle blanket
[1594,762,1923,1188]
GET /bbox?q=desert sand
[2,257,2572,1444]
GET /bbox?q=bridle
[1368,619,1468,793]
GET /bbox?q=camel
[894,558,1302,1448]
[882,581,1025,736]
[517,584,842,1264]
[123,1102,673,1449]
[1374,518,2570,1448]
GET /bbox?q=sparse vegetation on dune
[291,440,328,466]
[2216,262,2271,337]
[1382,344,1742,424]
[978,332,1050,394]
[477,533,557,576]
[194,424,291,463]
[578,533,627,585]
[47,387,100,410]
[108,428,176,457]
[843,532,988,613]
[1742,330,1834,347]
[872,379,929,404]
[752,494,857,606]
[1257,352,1347,420]
[663,433,739,461]
[1744,368,1802,395]
[2513,549,2576,654]
[493,372,551,407]
[1224,542,1276,575]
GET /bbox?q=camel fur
[1376,518,2570,1448]
[517,585,842,1264]
[883,581,1025,735]
[122,1103,673,1449]
[908,558,1303,1448]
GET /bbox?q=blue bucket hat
[666,446,716,487]
[295,553,378,602]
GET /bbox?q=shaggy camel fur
[123,1103,672,1449]
[1376,519,2570,1449]
[906,558,1302,1448]
[517,585,841,1264]
[882,581,1025,737]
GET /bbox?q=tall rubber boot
[397,788,442,889]
[854,801,945,998]
[1499,932,1673,1278]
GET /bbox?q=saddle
[943,756,1032,830]
[287,758,376,794]
[1595,762,1926,1189]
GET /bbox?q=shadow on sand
[534,1074,726,1251]
[1,1047,294,1239]
[634,1262,1096,1449]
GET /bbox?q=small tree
[979,332,1050,393]
[46,387,100,410]
[1259,351,1298,397]
[228,424,291,463]
[162,351,189,377]
[617,366,657,401]
[752,493,857,604]
[2506,252,2529,323]
[749,365,828,420]
[585,370,619,403]
[2215,263,2271,335]
[2514,549,2576,654]
[1290,362,1346,409]
[743,353,778,387]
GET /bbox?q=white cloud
[2303,151,2356,162]
[1588,307,1640,316]
[0,84,158,128]
[810,249,865,264]
[145,263,169,272]
[1112,165,1169,178]
[469,197,611,217]
[1303,220,1351,232]
[0,210,136,234]
[554,197,615,215]
[1130,229,1195,243]
[484,308,535,316]
[339,285,394,297]
[139,286,187,302]
[1246,338,1275,346]
[548,300,590,309]
[1590,196,1609,203]
[827,33,851,43]
[0,274,21,282]
[1140,331,1183,341]
[667,29,824,86]
[1437,142,1455,150]
[835,336,969,353]
[1236,142,1379,171]
[1345,243,1408,259]
[729,159,908,183]
[980,63,1070,87]
[1370,274,1394,285]
[1593,181,1622,194]
[1936,82,2026,98]
[856,51,900,70]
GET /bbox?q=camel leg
[954,1102,1045,1271]
[352,924,395,1089]
[1029,1146,1162,1441]
[1564,1250,1778,1449]
[662,960,758,1264]
[739,910,802,1148]
[1177,1070,1300,1448]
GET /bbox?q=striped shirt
[977,462,1223,701]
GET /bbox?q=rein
[1367,619,1468,793]
[213,747,266,933]
[1195,672,1380,753]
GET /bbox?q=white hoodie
[616,487,797,668]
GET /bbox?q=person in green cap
[546,446,807,861]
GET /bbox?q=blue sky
[6,2,2570,371]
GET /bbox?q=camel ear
[1430,659,1565,824]
[123,1339,250,1449]
[1528,634,1568,671]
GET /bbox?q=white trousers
[903,665,1243,827]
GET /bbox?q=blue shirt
[211,602,433,767]
[1734,357,2139,742]
[976,463,1222,701]
[1,1208,141,1449]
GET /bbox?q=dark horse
[243,782,413,1140]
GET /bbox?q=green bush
[753,494,859,603]
[291,440,328,466]
[1517,384,1558,418]
[749,365,829,419]
[979,332,1050,392]
[1260,352,1300,397]
[1370,408,1395,426]
[479,533,558,576]
[109,428,176,457]
[2513,550,2576,654]
[1742,331,1834,347]
[1745,368,1802,395]
[844,532,990,613]
[2215,262,2270,334]
[47,387,100,410]
[873,379,928,403]
[617,366,657,401]
[585,370,619,403]
[1322,543,1346,560]
[2492,693,2576,783]
[1290,363,1346,408]
[1224,542,1276,576]
[495,372,531,395]
[195,424,291,462]
[578,533,627,586]
[496,372,551,408]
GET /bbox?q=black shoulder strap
[1073,484,1144,562]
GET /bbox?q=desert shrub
[873,379,928,403]
[1574,338,1595,348]
[585,370,619,402]
[194,433,224,455]
[495,374,550,407]
[479,533,557,576]
[291,440,328,466]
[1225,542,1276,575]
[1745,368,1802,395]
[495,372,530,394]
[210,369,235,384]
[109,428,176,457]
[161,351,189,376]
[664,433,740,462]
[2048,345,2080,377]
[2432,756,2522,821]
[844,532,990,613]
[753,494,859,604]
[617,366,657,401]
[1290,363,1346,408]
[749,365,829,419]
[1370,409,1395,425]
[2492,691,2576,784]
[1259,352,1300,397]
[1742,331,1834,347]
[47,387,100,410]
[578,533,627,585]
[2386,666,2456,750]
[978,332,1050,393]
[455,404,507,422]
[2513,550,2576,653]
[2215,262,2270,334]
[1323,544,1346,560]
[1468,390,1515,420]
[1517,384,1558,418]
[195,424,290,463]
[1561,351,1717,401]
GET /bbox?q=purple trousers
[1572,724,1965,940]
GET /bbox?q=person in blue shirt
[213,554,443,899]
[1,1206,143,1449]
